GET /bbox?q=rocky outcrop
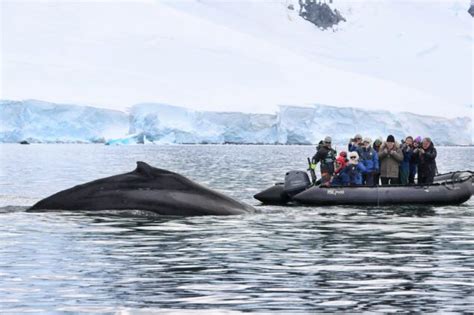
[299,0,346,29]
[469,1,474,17]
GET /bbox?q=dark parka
[312,145,337,175]
[417,142,437,184]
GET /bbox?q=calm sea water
[0,144,473,313]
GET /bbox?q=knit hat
[374,138,382,146]
[339,151,347,158]
[354,134,362,140]
[414,136,422,143]
[324,136,332,143]
[363,137,372,144]
[386,135,395,143]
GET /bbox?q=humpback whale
[29,161,255,216]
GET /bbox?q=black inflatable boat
[254,171,473,206]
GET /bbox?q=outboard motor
[284,170,311,197]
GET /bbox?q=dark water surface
[0,144,473,313]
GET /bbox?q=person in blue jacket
[331,151,367,186]
[356,137,379,186]
[348,134,363,152]
[399,136,414,185]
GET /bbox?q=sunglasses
[355,138,362,140]
[350,156,357,159]
[325,141,331,144]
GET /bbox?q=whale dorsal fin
[135,161,155,178]
[135,161,173,178]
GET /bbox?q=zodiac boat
[254,171,473,206]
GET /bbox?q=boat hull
[254,171,473,206]
[293,180,472,206]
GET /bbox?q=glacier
[1,100,471,146]
[0,100,129,143]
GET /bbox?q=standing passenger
[409,137,422,184]
[348,134,363,152]
[378,135,403,185]
[357,137,379,186]
[417,137,437,184]
[311,136,337,185]
[399,136,414,185]
[372,138,383,185]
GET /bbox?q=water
[0,144,473,313]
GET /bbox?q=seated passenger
[332,152,367,186]
[331,156,349,186]
[356,137,379,186]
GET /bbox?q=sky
[0,0,472,118]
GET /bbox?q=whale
[29,161,256,216]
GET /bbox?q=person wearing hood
[311,136,337,185]
[356,137,379,186]
[331,155,349,186]
[378,135,403,185]
[344,151,367,185]
[416,137,437,184]
[399,136,414,185]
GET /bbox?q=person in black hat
[378,135,403,185]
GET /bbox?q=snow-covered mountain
[0,100,128,143]
[1,100,471,145]
[1,0,472,118]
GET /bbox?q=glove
[310,163,317,170]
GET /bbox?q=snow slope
[1,0,472,117]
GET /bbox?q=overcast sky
[1,0,472,118]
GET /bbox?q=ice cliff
[0,100,129,143]
[2,100,470,145]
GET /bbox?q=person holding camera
[416,137,437,184]
[399,136,414,185]
[356,137,379,186]
[378,135,403,185]
[348,134,363,152]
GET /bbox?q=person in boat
[356,137,379,186]
[311,136,337,185]
[348,134,363,152]
[344,151,367,186]
[409,136,422,184]
[378,135,403,185]
[372,138,383,185]
[399,136,414,185]
[416,137,437,184]
[330,155,349,186]
[331,152,366,186]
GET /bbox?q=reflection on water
[0,144,473,312]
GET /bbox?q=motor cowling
[284,170,311,197]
